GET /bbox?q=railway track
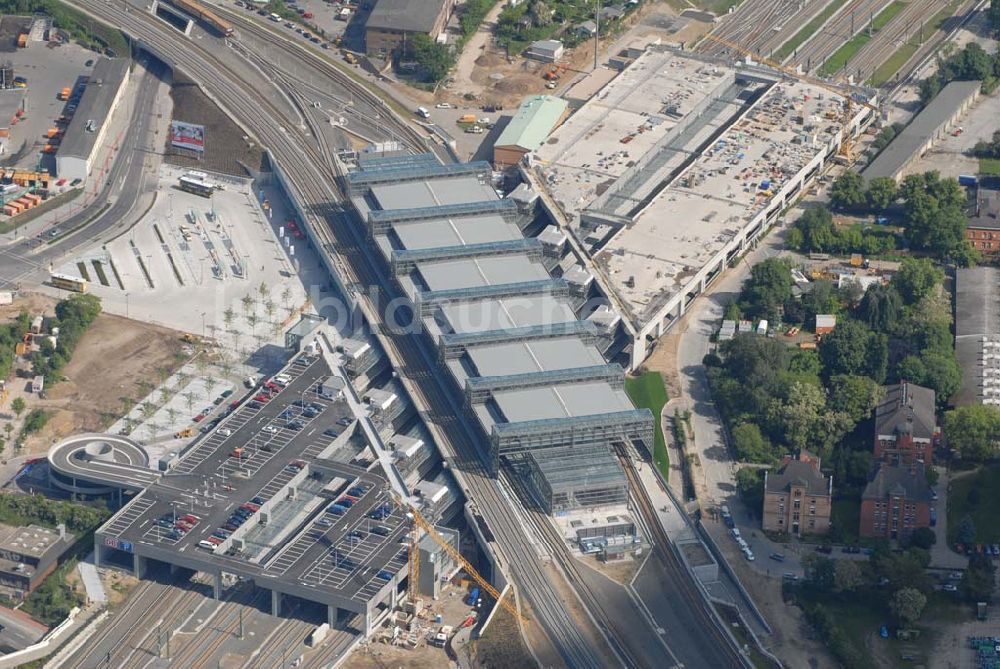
[613,445,754,668]
[785,0,893,72]
[698,0,818,57]
[65,2,746,665]
[834,0,940,82]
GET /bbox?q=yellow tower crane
[396,496,529,625]
[700,33,881,163]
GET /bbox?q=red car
[56,178,66,186]
[264,381,281,392]
[241,502,260,512]
[193,413,206,422]
[292,228,305,239]
[302,11,313,18]
[206,536,223,545]
[180,514,199,524]
[254,394,270,403]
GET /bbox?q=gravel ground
[164,71,265,177]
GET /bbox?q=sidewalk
[77,552,107,605]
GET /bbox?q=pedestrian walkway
[76,552,107,605]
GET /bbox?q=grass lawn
[774,0,848,62]
[947,465,1000,545]
[625,372,669,477]
[820,0,906,76]
[980,158,1000,176]
[869,0,962,86]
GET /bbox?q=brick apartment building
[966,187,1000,258]
[859,462,933,540]
[874,382,936,465]
[762,450,833,536]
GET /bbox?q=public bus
[50,273,88,293]
[179,176,215,198]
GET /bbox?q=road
[0,59,166,289]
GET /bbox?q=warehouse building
[493,95,568,167]
[528,46,876,369]
[965,185,1000,258]
[954,266,1000,406]
[364,0,455,58]
[56,58,130,182]
[862,80,980,183]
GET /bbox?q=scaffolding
[391,238,542,276]
[523,445,629,515]
[438,320,600,359]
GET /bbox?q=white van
[269,12,281,21]
[416,107,430,119]
[198,540,216,551]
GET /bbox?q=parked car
[815,545,833,554]
[769,553,785,562]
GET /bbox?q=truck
[458,114,476,124]
[58,87,71,101]
[230,447,245,458]
[307,623,329,647]
[431,625,453,647]
[465,587,480,606]
[174,428,194,438]
[343,52,357,65]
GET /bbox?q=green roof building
[493,95,569,167]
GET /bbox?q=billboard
[170,121,205,152]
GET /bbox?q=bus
[50,273,88,293]
[184,170,209,181]
[179,176,214,198]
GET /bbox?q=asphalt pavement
[0,58,167,290]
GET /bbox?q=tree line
[792,170,979,266]
[708,255,962,470]
[33,294,102,382]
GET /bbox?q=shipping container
[958,174,978,187]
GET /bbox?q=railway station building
[340,152,654,482]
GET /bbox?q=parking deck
[94,351,411,627]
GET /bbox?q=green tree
[892,258,943,304]
[833,559,865,593]
[957,42,994,81]
[791,206,839,252]
[830,172,867,211]
[406,34,454,83]
[943,405,1000,461]
[735,468,764,510]
[890,587,927,627]
[731,422,779,463]
[740,258,793,321]
[857,283,901,332]
[827,375,883,423]
[909,527,936,550]
[918,350,962,404]
[803,554,837,591]
[957,515,977,544]
[820,320,887,382]
[962,553,997,602]
[11,397,25,418]
[865,177,898,211]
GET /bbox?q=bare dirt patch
[164,71,265,177]
[23,313,187,452]
[101,570,139,608]
[642,328,685,399]
[574,554,641,586]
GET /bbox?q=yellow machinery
[700,34,880,163]
[399,497,528,624]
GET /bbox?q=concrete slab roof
[954,266,1000,406]
[392,215,522,250]
[371,176,495,211]
[862,80,981,182]
[468,336,605,377]
[535,46,852,328]
[365,0,450,33]
[439,294,577,334]
[59,58,129,160]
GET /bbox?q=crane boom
[402,500,528,624]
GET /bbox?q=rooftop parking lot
[98,352,412,603]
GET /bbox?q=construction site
[527,45,877,369]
